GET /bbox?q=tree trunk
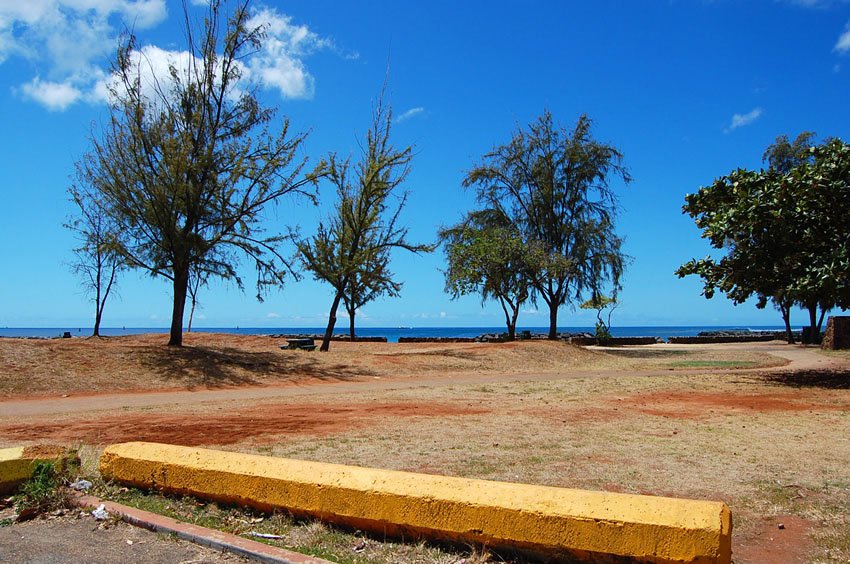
[807,303,819,342]
[817,307,828,333]
[320,292,342,352]
[168,267,190,347]
[349,310,355,340]
[93,309,102,337]
[187,294,197,333]
[93,264,102,337]
[548,302,558,340]
[780,302,794,344]
[508,305,520,341]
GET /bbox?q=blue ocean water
[0,325,790,342]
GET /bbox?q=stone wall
[821,316,850,350]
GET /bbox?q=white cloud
[725,107,763,133]
[19,77,82,111]
[244,7,337,99]
[1,0,167,109]
[835,22,850,53]
[395,107,425,123]
[3,2,342,110]
[266,312,281,319]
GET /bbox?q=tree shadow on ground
[136,345,373,388]
[762,369,850,389]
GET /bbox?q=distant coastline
[0,325,793,343]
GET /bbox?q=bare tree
[66,180,125,337]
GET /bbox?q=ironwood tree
[463,111,630,339]
[66,178,125,337]
[80,0,320,346]
[439,209,530,340]
[297,96,431,351]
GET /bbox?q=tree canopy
[677,135,850,341]
[80,0,320,346]
[439,208,530,340]
[461,111,630,339]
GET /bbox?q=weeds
[13,461,73,519]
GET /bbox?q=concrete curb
[100,442,733,563]
[0,445,71,495]
[71,494,331,564]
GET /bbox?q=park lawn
[59,367,850,562]
[0,335,846,561]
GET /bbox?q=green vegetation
[453,111,630,339]
[296,93,431,351]
[580,294,617,342]
[440,209,529,340]
[677,133,850,343]
[667,360,757,369]
[13,459,78,519]
[77,0,322,346]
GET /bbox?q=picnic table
[281,338,316,351]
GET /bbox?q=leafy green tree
[341,253,401,339]
[763,131,815,174]
[787,138,850,332]
[676,167,800,342]
[463,111,630,339]
[439,209,530,340]
[677,135,850,342]
[66,181,125,337]
[297,96,431,351]
[80,0,320,346]
[580,294,617,342]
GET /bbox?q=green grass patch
[667,360,757,369]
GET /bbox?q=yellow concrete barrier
[0,445,71,494]
[100,442,732,563]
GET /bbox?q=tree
[66,180,125,337]
[676,167,800,342]
[340,253,401,339]
[439,209,530,340]
[677,135,850,342]
[297,95,431,351]
[81,0,320,346]
[763,131,815,174]
[186,268,209,333]
[463,111,630,339]
[580,294,617,341]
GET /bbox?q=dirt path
[0,342,842,420]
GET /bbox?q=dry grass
[0,334,783,398]
[1,334,848,561]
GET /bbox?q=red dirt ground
[733,514,815,564]
[528,389,849,424]
[622,390,849,419]
[0,401,489,446]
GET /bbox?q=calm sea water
[0,325,790,342]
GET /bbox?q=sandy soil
[1,334,848,562]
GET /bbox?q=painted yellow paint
[100,442,732,563]
[0,445,70,494]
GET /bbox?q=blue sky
[1,0,849,329]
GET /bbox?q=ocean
[0,325,790,342]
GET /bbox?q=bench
[281,338,316,351]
